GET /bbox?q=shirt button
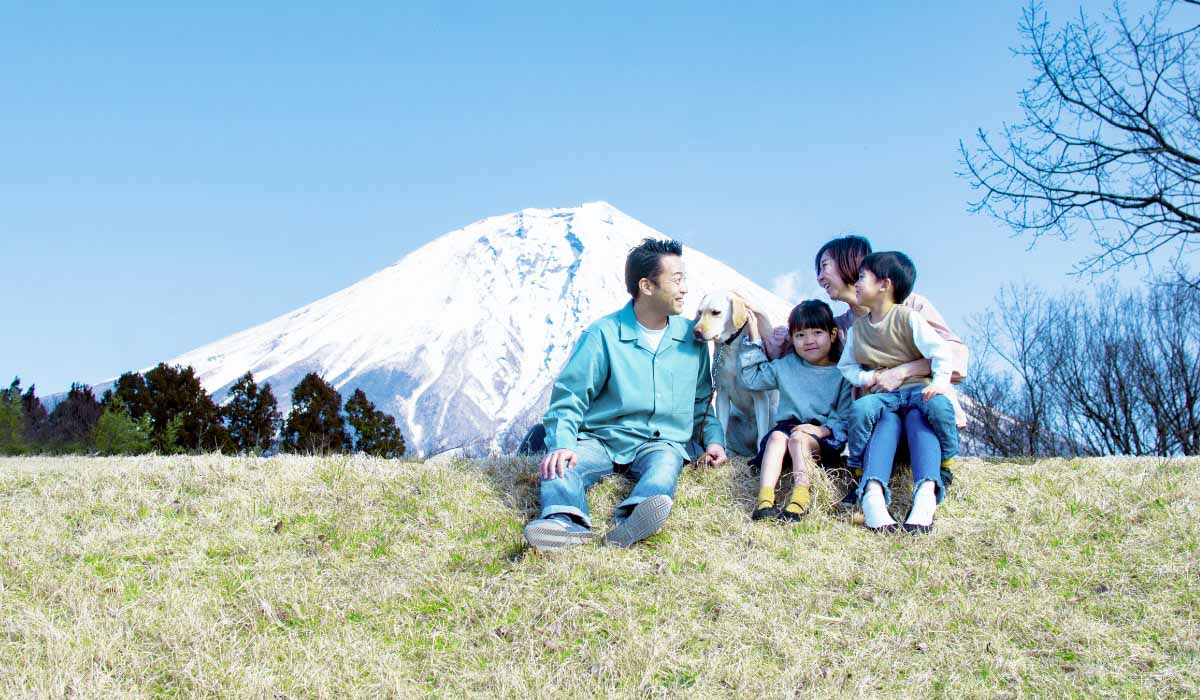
[653,431,661,437]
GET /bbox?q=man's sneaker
[605,495,673,548]
[524,517,595,552]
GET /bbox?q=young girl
[740,300,854,521]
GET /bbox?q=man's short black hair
[859,251,916,303]
[625,238,684,299]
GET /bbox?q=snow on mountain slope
[166,202,796,456]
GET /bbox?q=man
[524,238,728,551]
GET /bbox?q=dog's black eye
[712,311,721,315]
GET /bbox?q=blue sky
[3,2,1143,394]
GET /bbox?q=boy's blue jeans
[539,438,684,528]
[856,408,946,506]
[846,385,959,470]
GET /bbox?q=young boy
[837,251,959,532]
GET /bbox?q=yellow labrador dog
[693,290,778,450]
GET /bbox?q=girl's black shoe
[751,506,777,521]
[775,507,806,523]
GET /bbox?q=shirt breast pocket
[667,362,700,416]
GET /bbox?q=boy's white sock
[861,481,896,529]
[906,480,937,527]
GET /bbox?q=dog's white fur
[693,290,777,449]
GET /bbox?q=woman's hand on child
[873,367,905,392]
[921,384,947,401]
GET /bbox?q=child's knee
[923,394,955,422]
[787,431,817,450]
[851,395,886,422]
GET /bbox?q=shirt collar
[619,301,691,343]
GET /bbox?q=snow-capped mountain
[163,202,796,456]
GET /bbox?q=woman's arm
[903,293,969,383]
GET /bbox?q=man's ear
[730,294,748,330]
[638,277,654,298]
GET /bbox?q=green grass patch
[0,453,1195,698]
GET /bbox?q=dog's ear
[730,294,748,330]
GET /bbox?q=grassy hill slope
[0,454,1196,699]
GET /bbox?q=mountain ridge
[101,202,797,456]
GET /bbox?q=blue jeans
[539,438,685,528]
[846,386,959,469]
[855,408,945,506]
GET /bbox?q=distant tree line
[961,278,1199,457]
[0,367,405,458]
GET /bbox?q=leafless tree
[962,279,1200,457]
[964,283,1065,456]
[961,1,1200,288]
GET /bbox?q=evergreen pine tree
[344,388,406,458]
[0,378,28,455]
[94,396,153,455]
[21,384,50,449]
[142,364,232,453]
[281,373,349,454]
[108,372,153,420]
[48,383,102,452]
[221,372,281,454]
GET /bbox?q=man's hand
[745,309,760,341]
[699,443,728,467]
[539,449,578,480]
[861,372,879,392]
[922,384,947,401]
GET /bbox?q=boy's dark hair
[787,299,843,362]
[859,251,916,303]
[625,238,684,299]
[814,235,872,287]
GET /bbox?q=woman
[765,235,969,523]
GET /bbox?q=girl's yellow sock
[783,486,811,514]
[756,486,775,510]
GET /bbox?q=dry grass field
[0,453,1196,699]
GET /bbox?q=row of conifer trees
[0,366,404,457]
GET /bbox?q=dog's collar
[723,321,749,346]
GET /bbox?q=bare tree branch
[961,1,1200,288]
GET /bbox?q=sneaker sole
[524,522,595,552]
[605,495,673,548]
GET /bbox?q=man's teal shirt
[543,301,724,463]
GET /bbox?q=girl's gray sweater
[738,338,854,444]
